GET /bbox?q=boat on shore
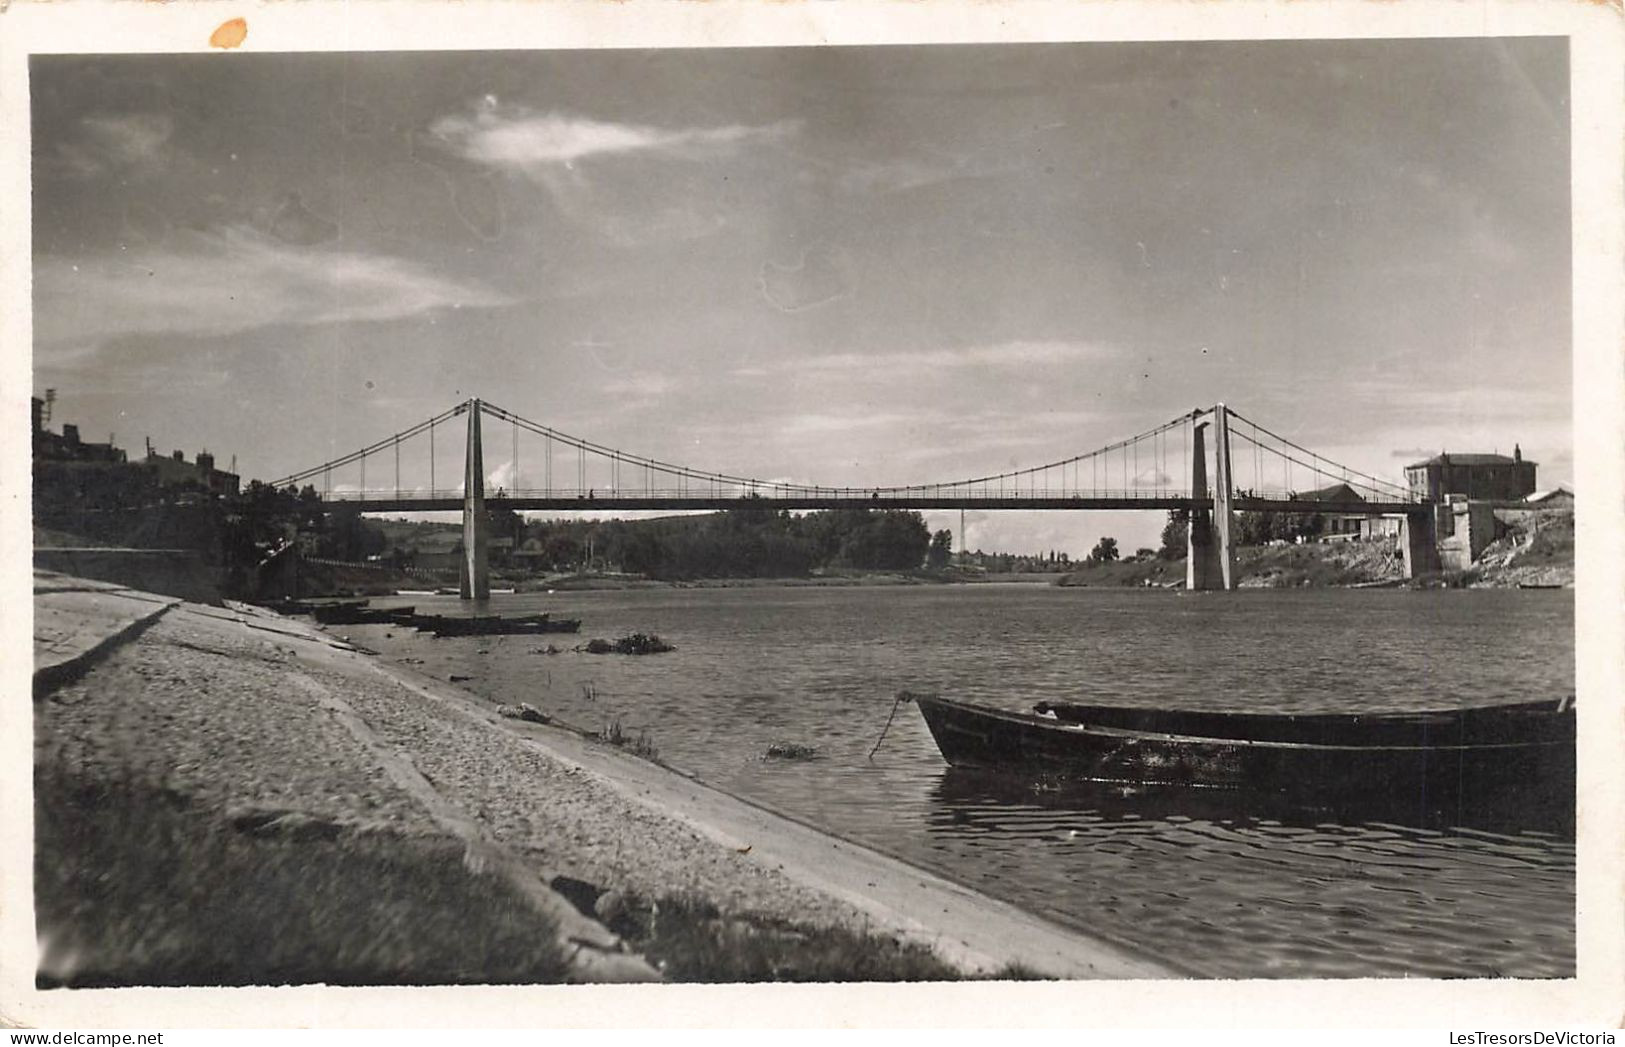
[312,603,417,626]
[416,613,582,637]
[265,597,369,617]
[909,692,1575,796]
[297,601,582,635]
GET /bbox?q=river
[347,584,1575,979]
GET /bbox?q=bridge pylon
[1186,404,1237,591]
[460,398,491,601]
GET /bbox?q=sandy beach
[30,570,1169,985]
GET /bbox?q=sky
[30,39,1571,555]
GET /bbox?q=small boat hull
[912,693,1575,798]
[416,613,581,637]
[312,603,416,626]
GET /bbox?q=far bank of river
[303,505,1573,599]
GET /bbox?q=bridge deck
[324,495,1421,515]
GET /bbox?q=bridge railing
[316,486,1188,502]
[312,485,1422,507]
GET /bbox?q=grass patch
[989,961,1055,980]
[628,894,959,983]
[1055,557,1181,588]
[34,767,569,987]
[599,717,660,760]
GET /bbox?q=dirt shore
[30,571,1170,984]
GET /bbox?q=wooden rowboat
[910,692,1575,796]
[313,603,418,626]
[420,613,582,637]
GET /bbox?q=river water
[351,584,1574,979]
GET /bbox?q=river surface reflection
[357,584,1575,978]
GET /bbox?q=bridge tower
[460,398,491,600]
[1186,404,1237,591]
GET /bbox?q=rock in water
[764,743,819,761]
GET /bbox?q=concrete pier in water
[1187,406,1237,591]
[459,399,490,601]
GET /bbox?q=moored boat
[312,602,419,626]
[420,613,581,637]
[909,692,1575,796]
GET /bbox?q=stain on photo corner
[210,18,247,50]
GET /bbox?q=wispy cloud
[429,100,797,171]
[35,226,511,348]
[599,373,680,409]
[834,154,1010,196]
[57,112,173,179]
[776,410,948,437]
[741,340,1109,376]
[426,100,795,247]
[758,243,851,312]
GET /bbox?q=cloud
[429,101,796,171]
[35,226,512,349]
[599,373,679,409]
[837,159,962,195]
[57,112,174,179]
[834,154,1010,196]
[753,340,1108,376]
[758,244,851,312]
[426,101,796,247]
[267,192,340,247]
[776,410,947,437]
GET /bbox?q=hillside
[1056,507,1573,590]
[1461,507,1574,589]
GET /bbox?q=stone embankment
[30,570,1169,986]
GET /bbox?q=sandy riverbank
[30,571,1170,986]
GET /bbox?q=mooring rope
[868,691,917,760]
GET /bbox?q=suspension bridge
[268,399,1440,598]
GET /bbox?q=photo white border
[2,0,1620,1030]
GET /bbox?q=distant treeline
[514,506,947,580]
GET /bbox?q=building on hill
[144,448,241,497]
[32,397,148,515]
[33,397,127,464]
[1525,486,1573,508]
[1404,447,1536,503]
[33,394,240,501]
[1296,482,1363,505]
[1295,482,1365,539]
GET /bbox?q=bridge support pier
[460,398,491,601]
[1186,407,1236,591]
[1400,507,1441,580]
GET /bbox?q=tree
[1235,510,1324,545]
[1088,536,1120,563]
[927,529,954,569]
[834,510,930,570]
[1158,511,1188,560]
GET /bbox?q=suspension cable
[1226,408,1410,499]
[269,403,465,488]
